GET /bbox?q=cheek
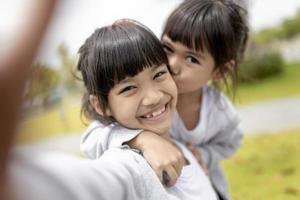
[170,81,178,103]
[165,75,177,93]
[108,97,139,126]
[163,77,178,107]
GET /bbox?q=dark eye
[154,70,167,80]
[162,44,173,53]
[119,85,136,94]
[186,56,199,64]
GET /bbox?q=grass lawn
[236,62,300,105]
[224,129,300,200]
[17,97,85,144]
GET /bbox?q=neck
[177,89,203,109]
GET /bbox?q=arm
[0,1,57,199]
[11,150,176,200]
[197,123,243,171]
[193,86,244,171]
[80,121,184,187]
[127,132,184,186]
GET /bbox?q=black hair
[162,0,249,96]
[77,19,169,124]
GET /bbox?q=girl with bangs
[81,1,249,199]
[80,19,217,200]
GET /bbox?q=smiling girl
[80,19,217,200]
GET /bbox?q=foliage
[239,51,284,83]
[236,62,300,105]
[57,44,82,93]
[25,63,60,107]
[255,9,300,44]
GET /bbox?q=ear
[89,95,112,116]
[212,60,235,81]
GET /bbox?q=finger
[163,167,179,187]
[153,166,163,183]
[186,142,194,149]
[171,154,184,177]
[189,147,205,166]
[162,171,170,185]
[203,166,209,176]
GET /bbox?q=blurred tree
[281,10,300,39]
[24,63,60,108]
[255,9,300,44]
[57,44,81,93]
[239,37,285,83]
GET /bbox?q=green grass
[236,63,300,105]
[223,129,300,200]
[17,97,85,144]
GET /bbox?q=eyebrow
[162,39,205,59]
[119,77,131,84]
[186,50,205,59]
[151,64,163,72]
[118,65,162,84]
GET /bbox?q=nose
[142,86,164,107]
[168,55,181,76]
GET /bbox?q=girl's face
[161,35,216,94]
[106,64,177,138]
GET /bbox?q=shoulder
[80,120,142,159]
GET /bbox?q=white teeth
[144,106,166,118]
[152,107,165,117]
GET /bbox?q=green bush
[255,9,300,44]
[239,52,284,83]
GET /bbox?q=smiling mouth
[140,104,168,121]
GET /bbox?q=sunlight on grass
[17,97,86,144]
[236,63,300,105]
[224,129,300,200]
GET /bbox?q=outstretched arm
[0,0,57,198]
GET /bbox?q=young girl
[80,19,217,199]
[81,0,249,199]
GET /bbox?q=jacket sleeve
[10,150,150,200]
[80,121,143,159]
[198,118,243,171]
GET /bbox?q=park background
[1,0,300,199]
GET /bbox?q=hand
[126,131,185,187]
[187,143,209,176]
